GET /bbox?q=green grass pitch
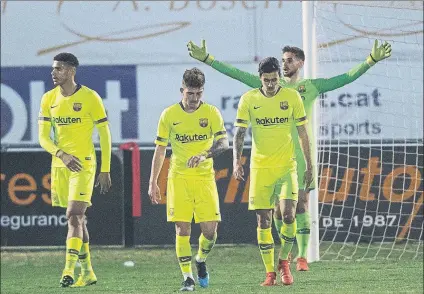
[1,244,423,293]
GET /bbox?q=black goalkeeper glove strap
[369,54,377,63]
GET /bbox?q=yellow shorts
[50,165,96,208]
[166,175,221,223]
[248,166,299,210]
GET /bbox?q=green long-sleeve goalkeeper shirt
[209,58,372,159]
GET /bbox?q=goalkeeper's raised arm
[187,39,392,95]
[312,40,392,93]
[187,39,262,88]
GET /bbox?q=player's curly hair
[258,57,281,77]
[53,52,79,67]
[282,46,305,61]
[182,67,205,88]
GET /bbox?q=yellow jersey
[154,101,227,177]
[234,87,307,169]
[38,85,108,168]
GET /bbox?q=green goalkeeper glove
[187,39,215,66]
[366,39,392,66]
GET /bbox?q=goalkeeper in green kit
[187,39,392,271]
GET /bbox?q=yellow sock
[79,242,93,274]
[176,235,193,279]
[279,221,297,260]
[257,227,275,273]
[196,233,217,262]
[65,237,83,273]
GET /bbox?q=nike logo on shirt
[253,106,262,110]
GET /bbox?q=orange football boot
[260,272,277,286]
[278,259,293,285]
[296,257,309,271]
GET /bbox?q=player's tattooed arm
[187,137,229,168]
[233,126,247,181]
[205,137,229,159]
[233,127,246,161]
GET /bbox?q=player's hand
[95,172,111,194]
[233,162,245,181]
[148,182,161,205]
[187,39,215,65]
[303,167,314,189]
[187,153,207,168]
[57,150,82,172]
[368,40,392,65]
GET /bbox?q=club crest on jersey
[73,103,82,112]
[298,85,306,93]
[199,118,208,128]
[280,101,289,110]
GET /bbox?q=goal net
[314,1,423,260]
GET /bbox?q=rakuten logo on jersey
[175,134,208,143]
[255,117,288,126]
[52,116,82,125]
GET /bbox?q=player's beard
[283,69,295,78]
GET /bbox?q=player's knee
[296,202,308,214]
[296,191,309,214]
[67,214,84,228]
[65,210,72,220]
[202,230,216,240]
[257,216,272,229]
[175,223,191,236]
[283,213,295,224]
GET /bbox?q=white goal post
[302,1,423,261]
[302,0,320,263]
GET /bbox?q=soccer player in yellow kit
[38,53,112,287]
[233,57,313,286]
[149,68,229,292]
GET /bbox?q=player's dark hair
[182,67,205,88]
[258,57,281,77]
[53,52,79,67]
[282,46,305,61]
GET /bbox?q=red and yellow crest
[73,103,82,112]
[199,118,208,128]
[280,101,288,110]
